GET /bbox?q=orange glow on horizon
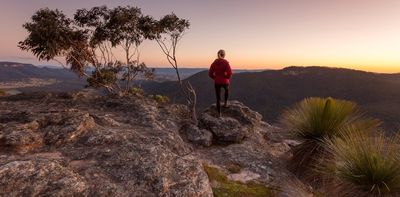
[1,0,400,74]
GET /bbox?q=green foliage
[323,129,400,196]
[157,13,190,39]
[128,87,144,96]
[18,8,78,61]
[149,95,169,104]
[87,68,118,88]
[19,5,188,94]
[74,6,145,47]
[203,165,275,197]
[279,97,379,175]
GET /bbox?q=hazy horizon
[1,0,400,73]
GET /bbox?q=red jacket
[208,58,232,85]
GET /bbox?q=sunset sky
[1,0,400,73]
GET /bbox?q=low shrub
[128,87,144,96]
[149,94,169,104]
[322,129,400,197]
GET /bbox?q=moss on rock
[204,164,275,197]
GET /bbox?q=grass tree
[19,6,154,94]
[322,129,400,197]
[279,97,379,177]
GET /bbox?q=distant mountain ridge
[143,66,400,132]
[0,61,85,92]
[0,62,78,82]
[0,61,206,82]
[0,61,263,84]
[2,61,399,131]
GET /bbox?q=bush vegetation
[280,97,379,176]
[149,95,169,104]
[281,97,400,196]
[322,129,400,196]
[128,87,144,97]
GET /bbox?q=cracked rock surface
[0,91,311,196]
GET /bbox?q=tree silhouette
[19,6,154,94]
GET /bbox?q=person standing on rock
[208,49,232,117]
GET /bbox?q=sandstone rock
[96,143,212,196]
[181,123,213,147]
[199,113,247,144]
[41,112,95,146]
[203,100,262,126]
[0,93,312,196]
[0,160,89,196]
[1,121,42,153]
[3,129,43,153]
[269,142,291,157]
[199,100,264,144]
[92,114,121,127]
[227,170,261,183]
[0,111,33,124]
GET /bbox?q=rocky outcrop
[198,100,263,144]
[0,110,95,154]
[200,114,247,144]
[0,92,310,196]
[0,121,42,153]
[0,92,213,196]
[0,159,88,196]
[202,100,263,126]
[41,111,95,146]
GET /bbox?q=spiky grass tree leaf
[322,129,400,197]
[279,97,379,178]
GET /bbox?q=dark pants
[215,84,229,114]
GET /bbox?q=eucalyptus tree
[19,6,154,94]
[150,13,197,123]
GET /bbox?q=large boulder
[199,100,263,144]
[0,160,89,196]
[203,100,263,126]
[199,113,247,144]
